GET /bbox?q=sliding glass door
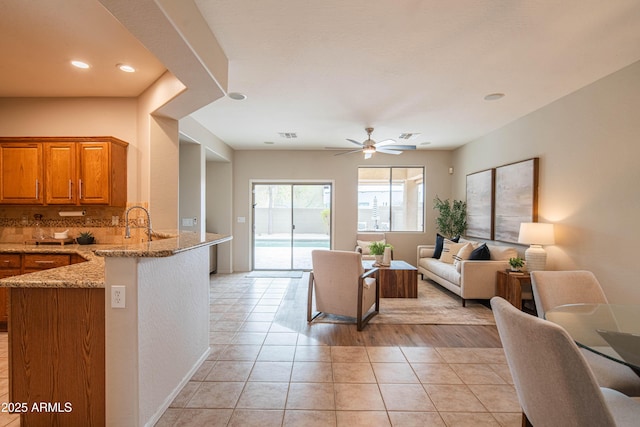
[253,183,331,270]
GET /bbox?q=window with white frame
[357,167,424,232]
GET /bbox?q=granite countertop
[0,232,231,289]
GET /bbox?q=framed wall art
[466,169,494,239]
[494,158,539,243]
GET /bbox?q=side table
[496,270,534,311]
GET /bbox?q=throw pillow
[469,243,491,260]
[357,239,385,255]
[434,233,459,259]
[454,243,474,272]
[440,239,467,264]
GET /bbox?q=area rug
[313,279,495,325]
[246,270,304,278]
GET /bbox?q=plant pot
[76,237,95,245]
[375,254,384,265]
[510,266,521,272]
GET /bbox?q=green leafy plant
[509,257,525,269]
[369,241,393,256]
[76,231,95,245]
[433,196,467,238]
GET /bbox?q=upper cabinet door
[77,142,110,205]
[44,142,77,205]
[0,143,43,204]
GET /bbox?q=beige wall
[0,98,138,199]
[231,149,453,271]
[0,71,185,230]
[452,60,640,303]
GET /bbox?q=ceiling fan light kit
[330,127,417,159]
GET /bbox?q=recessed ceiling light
[420,141,432,146]
[228,92,247,101]
[117,64,136,73]
[484,93,505,101]
[264,141,274,145]
[71,60,90,69]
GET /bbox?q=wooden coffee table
[363,260,418,298]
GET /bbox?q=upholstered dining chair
[307,250,379,331]
[530,270,640,397]
[491,297,640,427]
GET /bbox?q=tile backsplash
[0,203,153,244]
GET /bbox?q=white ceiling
[3,0,640,151]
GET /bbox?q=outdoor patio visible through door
[253,183,332,270]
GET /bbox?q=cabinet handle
[34,260,55,264]
[2,260,10,264]
[35,179,39,199]
[68,180,72,199]
[79,179,83,200]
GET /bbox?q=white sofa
[417,238,517,306]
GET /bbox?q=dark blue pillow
[469,243,491,260]
[433,234,459,259]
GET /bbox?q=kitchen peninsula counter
[0,232,232,427]
[0,232,231,288]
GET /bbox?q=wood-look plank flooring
[274,272,502,348]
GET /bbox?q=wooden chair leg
[307,272,314,322]
[521,412,533,427]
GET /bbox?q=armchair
[307,250,379,331]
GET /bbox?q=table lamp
[518,222,555,272]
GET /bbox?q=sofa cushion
[469,243,491,260]
[440,240,467,264]
[434,233,458,259]
[454,243,475,272]
[421,258,461,285]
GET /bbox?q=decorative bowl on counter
[54,230,69,239]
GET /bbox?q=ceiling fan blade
[334,149,362,156]
[377,147,403,155]
[346,138,364,147]
[364,152,373,160]
[374,139,396,147]
[387,144,416,150]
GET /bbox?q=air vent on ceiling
[278,132,298,139]
[399,133,420,140]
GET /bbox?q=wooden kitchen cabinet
[0,136,128,206]
[0,254,22,329]
[0,252,86,331]
[44,142,77,204]
[0,142,44,204]
[22,253,72,274]
[77,140,127,206]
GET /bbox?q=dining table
[545,304,640,371]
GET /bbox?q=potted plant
[369,241,393,265]
[433,196,467,239]
[509,257,525,272]
[76,231,95,245]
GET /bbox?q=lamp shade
[518,222,555,245]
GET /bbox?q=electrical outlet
[111,285,126,308]
[112,215,119,226]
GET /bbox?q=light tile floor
[155,273,522,426]
[0,333,20,426]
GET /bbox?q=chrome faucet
[124,206,153,241]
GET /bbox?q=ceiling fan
[330,127,416,159]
